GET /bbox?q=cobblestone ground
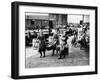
[25,36,89,68]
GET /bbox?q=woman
[37,30,46,58]
[58,34,69,59]
[52,29,60,56]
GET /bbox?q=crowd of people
[71,24,90,51]
[25,24,90,59]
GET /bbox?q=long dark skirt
[59,47,69,59]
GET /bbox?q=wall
[0,0,99,81]
[68,15,83,24]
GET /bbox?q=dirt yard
[25,46,89,68]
